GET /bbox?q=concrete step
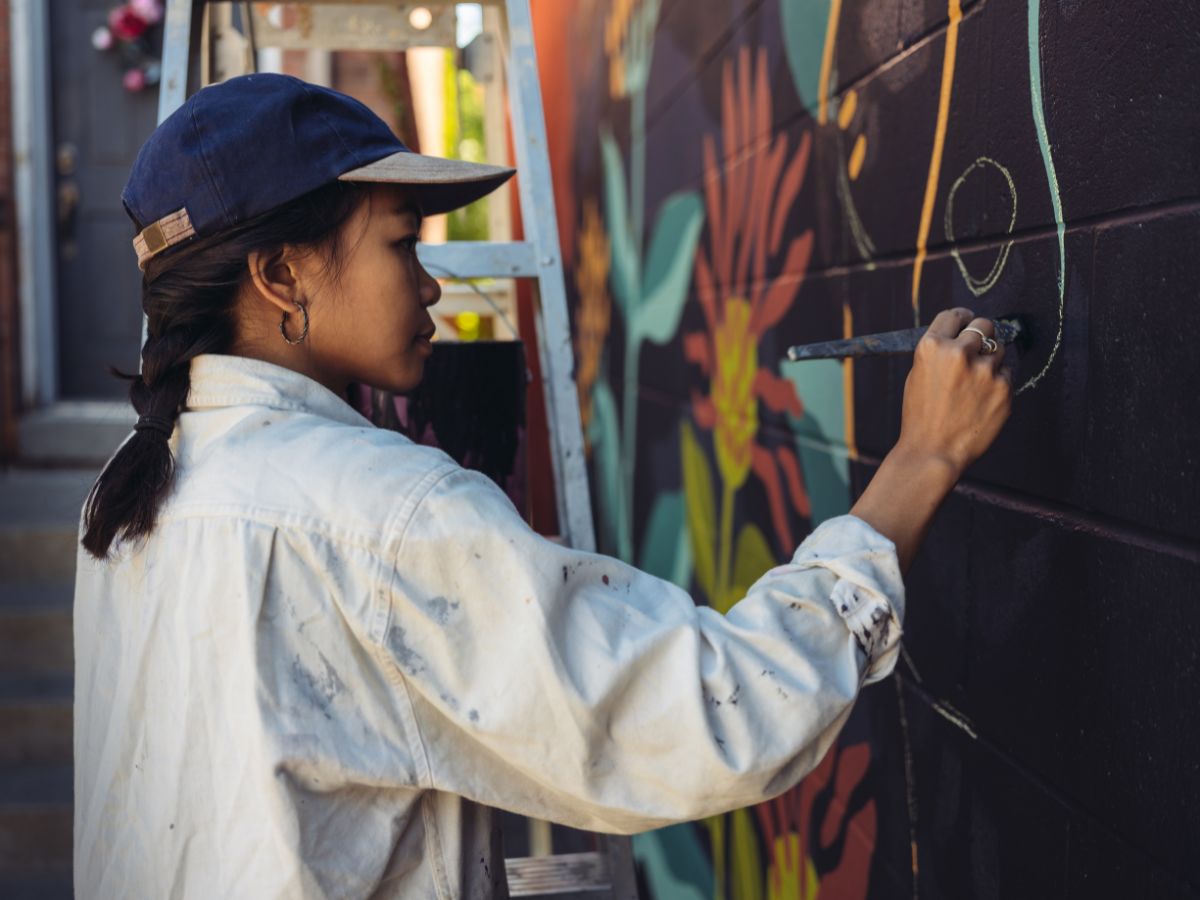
[0,765,72,807]
[0,869,73,900]
[0,606,73,678]
[0,528,79,586]
[0,697,72,767]
[0,467,98,584]
[0,769,73,878]
[0,804,73,872]
[19,402,132,468]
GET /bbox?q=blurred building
[1,1,515,469]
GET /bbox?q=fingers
[954,316,995,350]
[924,307,975,340]
[956,316,1008,373]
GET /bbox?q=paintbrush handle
[785,318,1024,362]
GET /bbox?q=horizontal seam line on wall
[854,449,1200,563]
[642,0,986,164]
[683,193,1200,301]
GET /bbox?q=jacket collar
[185,353,373,429]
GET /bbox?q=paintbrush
[784,316,1027,362]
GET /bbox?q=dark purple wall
[536,0,1200,895]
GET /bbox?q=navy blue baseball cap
[122,73,515,270]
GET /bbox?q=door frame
[11,0,58,408]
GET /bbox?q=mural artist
[73,73,1012,897]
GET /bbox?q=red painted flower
[109,5,149,41]
[686,46,814,548]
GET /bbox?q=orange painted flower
[686,45,814,548]
[603,0,660,98]
[574,199,612,453]
[756,741,876,900]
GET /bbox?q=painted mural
[537,0,1200,896]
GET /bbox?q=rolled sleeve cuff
[787,514,905,684]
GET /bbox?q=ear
[246,247,304,316]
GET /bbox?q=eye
[394,235,420,254]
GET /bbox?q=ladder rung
[417,241,541,279]
[504,851,612,896]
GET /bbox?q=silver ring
[961,326,998,355]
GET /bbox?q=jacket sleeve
[371,465,904,835]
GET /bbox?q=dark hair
[80,179,369,561]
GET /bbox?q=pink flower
[91,26,114,51]
[129,0,163,25]
[108,6,149,41]
[122,67,147,92]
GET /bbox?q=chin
[381,365,426,395]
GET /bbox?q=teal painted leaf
[600,132,640,320]
[639,491,684,582]
[671,514,694,589]
[680,421,717,603]
[633,191,704,345]
[632,826,712,900]
[589,379,629,559]
[781,0,834,115]
[783,360,851,524]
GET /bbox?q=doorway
[49,0,158,399]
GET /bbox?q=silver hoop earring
[280,301,309,345]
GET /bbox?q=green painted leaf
[680,421,717,603]
[729,807,765,900]
[633,190,704,345]
[600,131,640,320]
[639,490,684,582]
[731,522,777,599]
[589,379,629,559]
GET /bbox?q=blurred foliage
[445,55,489,241]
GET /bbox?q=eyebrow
[394,204,423,227]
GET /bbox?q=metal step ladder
[152,2,637,896]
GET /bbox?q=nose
[418,261,441,308]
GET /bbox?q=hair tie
[134,415,174,438]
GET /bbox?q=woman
[75,73,1011,898]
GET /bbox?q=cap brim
[338,152,515,216]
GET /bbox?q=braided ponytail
[81,180,368,561]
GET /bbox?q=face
[295,184,442,395]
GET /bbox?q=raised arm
[851,307,1013,572]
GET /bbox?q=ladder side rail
[145,0,204,361]
[503,3,640,893]
[158,0,205,123]
[503,0,596,555]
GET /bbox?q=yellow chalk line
[910,0,963,323]
[816,0,843,125]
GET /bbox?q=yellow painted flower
[711,297,758,490]
[574,199,612,452]
[603,0,660,98]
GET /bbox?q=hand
[896,307,1013,478]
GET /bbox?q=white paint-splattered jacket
[73,353,904,899]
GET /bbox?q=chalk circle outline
[944,156,1017,297]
